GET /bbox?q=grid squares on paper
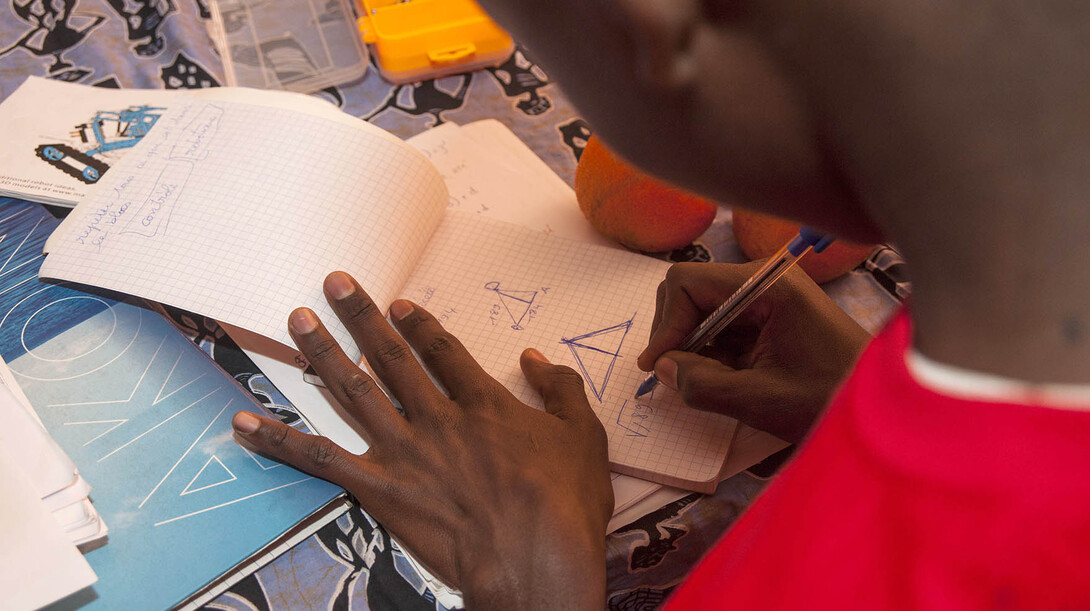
[400,213,738,487]
[40,100,449,361]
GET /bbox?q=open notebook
[41,99,746,492]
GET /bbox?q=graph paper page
[401,212,738,490]
[40,100,448,360]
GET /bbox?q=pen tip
[634,376,656,398]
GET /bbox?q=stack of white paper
[0,439,98,611]
[0,358,107,546]
[0,361,100,609]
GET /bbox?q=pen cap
[788,227,835,256]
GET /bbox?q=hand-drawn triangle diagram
[561,316,634,402]
[484,281,538,330]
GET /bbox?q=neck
[894,202,1090,386]
[756,0,1090,386]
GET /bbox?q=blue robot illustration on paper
[35,105,165,184]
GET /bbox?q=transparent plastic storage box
[209,0,369,93]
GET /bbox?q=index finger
[637,262,760,370]
[637,263,709,370]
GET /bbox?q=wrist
[462,546,606,610]
[459,511,607,610]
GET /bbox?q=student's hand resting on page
[638,262,871,444]
[231,272,613,610]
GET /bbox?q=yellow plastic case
[357,0,515,84]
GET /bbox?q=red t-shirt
[666,312,1090,609]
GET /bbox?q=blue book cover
[0,198,344,609]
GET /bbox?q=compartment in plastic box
[210,0,369,92]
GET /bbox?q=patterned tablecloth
[0,1,908,608]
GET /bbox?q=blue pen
[635,227,835,398]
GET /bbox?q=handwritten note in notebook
[407,120,615,247]
[42,100,738,490]
[42,100,449,360]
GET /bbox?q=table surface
[0,2,908,608]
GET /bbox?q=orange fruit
[732,208,876,283]
[574,135,717,252]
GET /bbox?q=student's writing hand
[638,262,871,443]
[231,272,613,610]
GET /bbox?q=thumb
[520,348,594,422]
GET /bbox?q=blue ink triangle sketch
[561,315,635,402]
[484,281,538,330]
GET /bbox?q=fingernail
[525,348,549,363]
[290,308,318,334]
[326,272,354,300]
[655,357,678,390]
[390,300,414,320]
[233,411,261,434]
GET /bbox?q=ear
[613,0,702,89]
